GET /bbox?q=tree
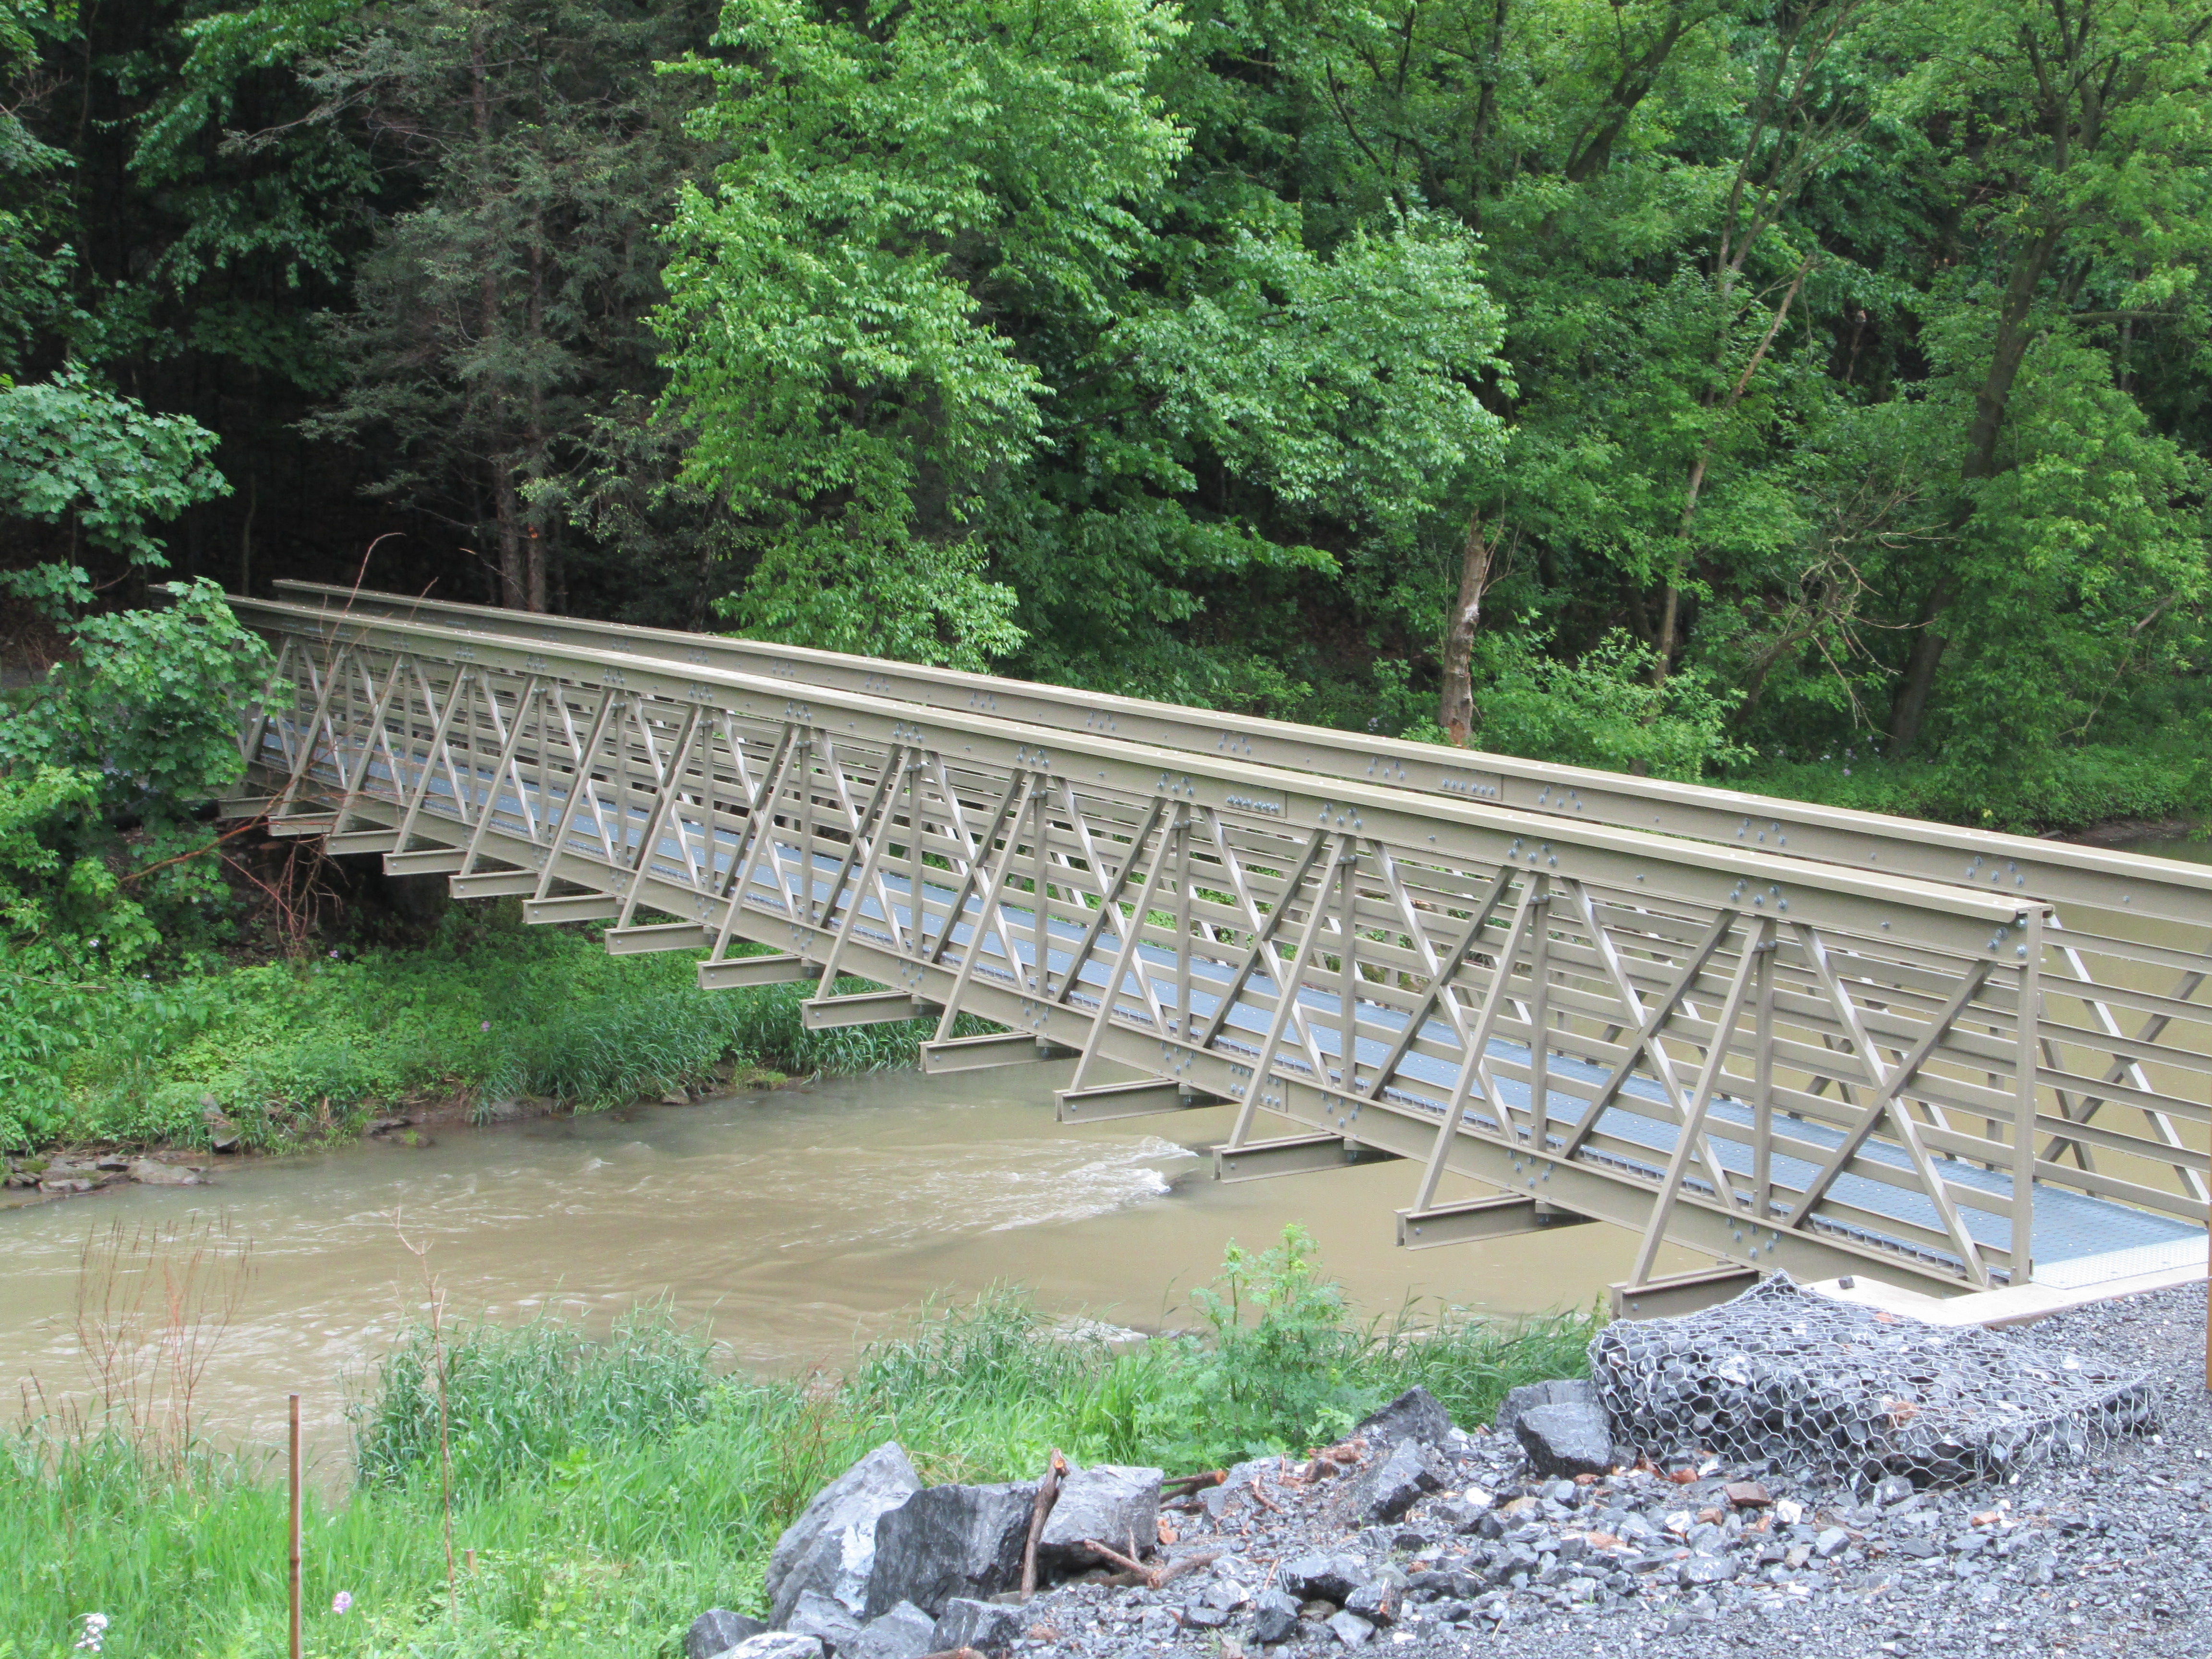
[301,0,719,612]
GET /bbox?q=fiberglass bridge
[223,583,2212,1316]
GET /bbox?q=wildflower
[481,1020,490,1032]
[332,1591,353,1615]
[330,949,340,959]
[75,1613,108,1652]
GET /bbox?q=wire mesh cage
[1590,1275,2156,1490]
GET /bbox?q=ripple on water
[756,1134,1198,1249]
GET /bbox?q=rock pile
[684,1286,2190,1659]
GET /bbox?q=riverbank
[0,900,968,1167]
[0,1230,1598,1657]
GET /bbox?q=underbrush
[1729,740,2212,835]
[7,905,963,1154]
[1,1228,1599,1658]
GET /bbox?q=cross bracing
[226,592,2212,1303]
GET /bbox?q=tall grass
[2,1230,1599,1658]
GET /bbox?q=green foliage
[0,372,228,611]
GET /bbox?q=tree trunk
[493,461,526,610]
[1437,510,1495,746]
[1887,226,2065,750]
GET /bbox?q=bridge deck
[229,592,2212,1303]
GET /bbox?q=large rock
[1350,1438,1446,1523]
[864,1480,1037,1618]
[842,1602,937,1659]
[1353,1385,1453,1449]
[785,1590,861,1655]
[930,1598,1027,1654]
[1278,1551,1372,1605]
[1249,1587,1302,1645]
[1515,1400,1614,1477]
[724,1638,823,1659]
[1036,1463,1163,1572]
[769,1442,924,1627]
[1493,1377,1598,1442]
[687,1610,767,1659]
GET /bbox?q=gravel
[997,1282,2212,1659]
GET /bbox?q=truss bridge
[223,582,2212,1311]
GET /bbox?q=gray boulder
[687,1611,767,1659]
[785,1590,862,1655]
[768,1442,924,1627]
[842,1602,937,1659]
[1036,1463,1163,1572]
[1279,1551,1372,1605]
[1350,1438,1447,1523]
[724,1639,824,1659]
[1493,1377,1598,1442]
[865,1480,1037,1618]
[1249,1587,1302,1645]
[930,1598,1027,1654]
[1327,1609,1376,1647]
[1515,1400,1614,1478]
[1353,1385,1453,1449]
[1344,1570,1404,1626]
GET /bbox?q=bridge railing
[227,595,2212,1298]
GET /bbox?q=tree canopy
[3,0,2211,820]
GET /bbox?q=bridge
[221,582,2212,1314]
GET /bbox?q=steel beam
[1396,1196,1592,1249]
[385,848,468,876]
[325,829,400,855]
[1610,1266,1764,1320]
[803,991,931,1030]
[1214,1134,1401,1183]
[606,922,711,955]
[523,894,622,925]
[448,870,540,899]
[698,954,818,990]
[920,1033,1055,1074]
[1056,1080,1219,1124]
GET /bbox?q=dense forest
[1,0,2206,788]
[4,0,2212,1147]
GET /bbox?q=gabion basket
[1589,1275,2155,1489]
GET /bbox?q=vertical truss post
[1337,845,1361,1091]
[1048,795,1167,1012]
[1065,805,1180,1092]
[705,728,804,959]
[1408,878,1545,1213]
[1526,879,1553,1150]
[1224,835,1348,1150]
[809,743,911,986]
[455,676,543,877]
[2011,910,2044,1285]
[613,701,706,927]
[531,688,621,899]
[932,773,1040,1039]
[391,665,472,849]
[1630,914,1768,1286]
[1752,919,1778,1221]
[1171,812,1193,1035]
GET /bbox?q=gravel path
[1010,1282,2212,1659]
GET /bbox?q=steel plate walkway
[221,586,2212,1306]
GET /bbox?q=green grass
[10,902,974,1155]
[0,1228,1599,1659]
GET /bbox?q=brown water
[0,1058,1694,1462]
